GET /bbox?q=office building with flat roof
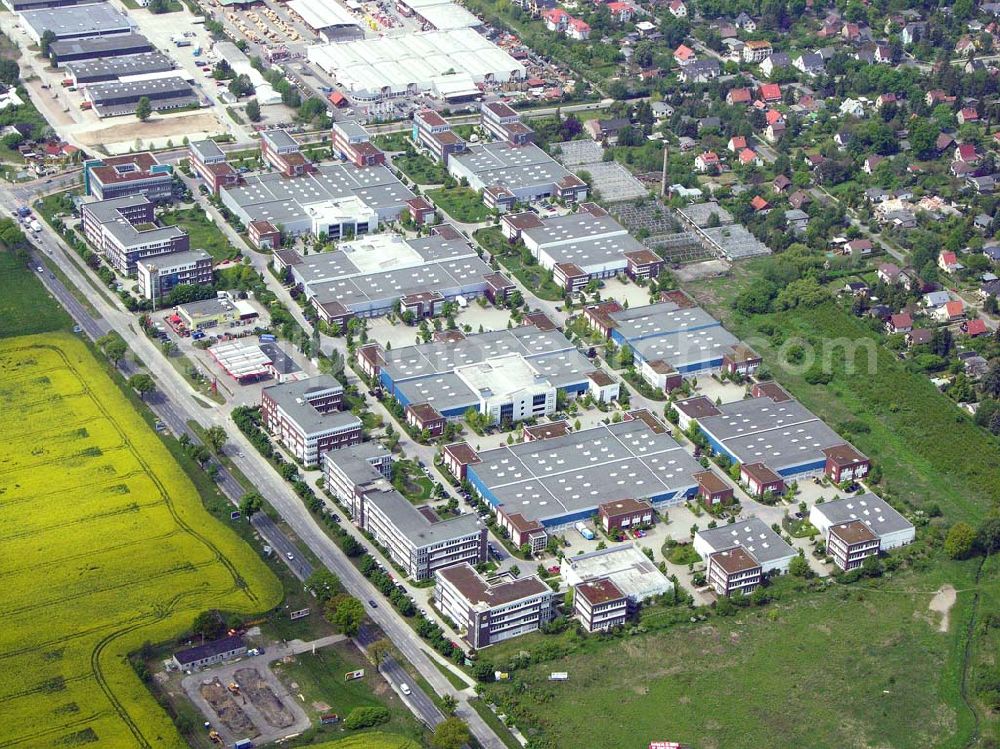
[810,493,914,570]
[574,577,628,632]
[273,229,495,326]
[220,163,414,239]
[81,195,188,275]
[562,544,674,602]
[189,139,239,196]
[362,487,486,580]
[135,249,213,302]
[260,375,362,466]
[323,442,393,519]
[468,419,703,534]
[678,388,870,482]
[695,517,797,595]
[435,563,554,648]
[331,120,385,168]
[84,152,173,202]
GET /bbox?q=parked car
[368,599,378,608]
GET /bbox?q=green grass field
[474,228,565,301]
[483,559,993,749]
[270,642,426,745]
[0,251,72,338]
[425,187,491,223]
[160,207,239,261]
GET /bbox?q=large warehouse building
[84,75,198,118]
[274,228,497,323]
[362,322,619,424]
[287,0,363,41]
[66,52,175,86]
[466,418,703,533]
[307,28,525,101]
[21,2,134,43]
[676,382,871,487]
[219,163,414,239]
[49,33,153,65]
[447,142,588,209]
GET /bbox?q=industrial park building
[323,442,393,519]
[501,203,660,291]
[362,487,487,580]
[366,322,618,426]
[65,52,174,85]
[83,75,198,118]
[260,376,362,466]
[695,518,797,596]
[135,249,213,301]
[219,162,414,239]
[84,153,173,202]
[49,33,153,65]
[466,418,703,538]
[81,195,188,276]
[188,139,239,196]
[307,28,525,102]
[273,228,498,327]
[809,494,915,571]
[676,382,871,487]
[447,142,588,210]
[588,300,760,391]
[20,2,134,43]
[435,564,554,648]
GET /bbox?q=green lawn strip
[424,650,472,690]
[159,347,227,404]
[0,249,72,337]
[481,560,988,749]
[37,252,99,317]
[269,640,427,744]
[473,227,564,301]
[426,187,491,223]
[160,207,240,261]
[467,698,522,749]
[186,418,255,493]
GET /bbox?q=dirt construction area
[199,678,256,736]
[182,655,310,746]
[234,668,296,728]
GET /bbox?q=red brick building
[597,498,654,533]
[695,469,733,506]
[822,444,870,483]
[189,139,239,196]
[260,129,315,177]
[740,462,785,497]
[442,442,480,481]
[248,219,281,250]
[405,196,436,225]
[260,375,361,466]
[406,402,446,437]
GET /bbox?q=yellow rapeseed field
[0,333,281,748]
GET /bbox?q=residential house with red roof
[758,83,782,102]
[695,151,721,172]
[726,87,752,105]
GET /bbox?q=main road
[15,190,502,746]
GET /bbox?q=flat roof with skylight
[467,420,703,527]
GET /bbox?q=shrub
[343,706,390,729]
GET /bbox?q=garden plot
[0,333,280,749]
[552,140,648,202]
